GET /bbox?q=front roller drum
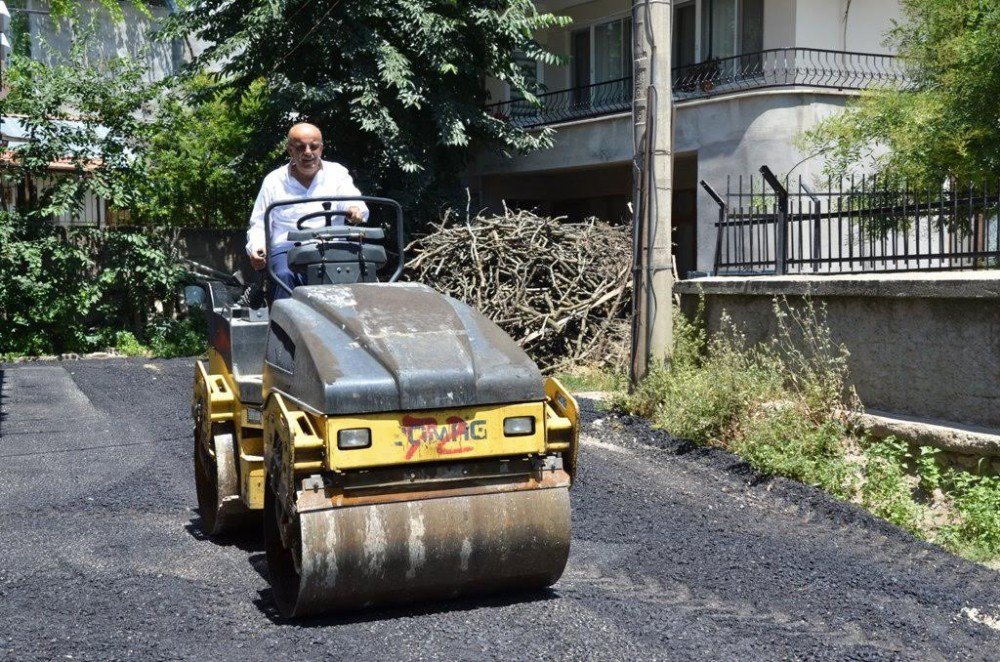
[264,484,571,618]
[194,424,251,535]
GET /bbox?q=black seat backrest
[286,240,388,285]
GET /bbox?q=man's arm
[247,183,269,269]
[336,169,370,225]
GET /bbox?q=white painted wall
[844,0,902,53]
[762,0,796,49]
[794,0,902,53]
[681,90,854,270]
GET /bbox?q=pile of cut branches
[405,209,632,372]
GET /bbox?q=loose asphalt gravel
[1,357,998,661]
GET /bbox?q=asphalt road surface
[1,358,998,660]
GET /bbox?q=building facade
[468,0,905,276]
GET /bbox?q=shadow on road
[184,515,264,553]
[251,584,560,627]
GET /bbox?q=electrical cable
[629,0,669,386]
[267,0,344,76]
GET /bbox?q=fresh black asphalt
[1,357,997,660]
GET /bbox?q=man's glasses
[289,142,323,153]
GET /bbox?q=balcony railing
[673,47,909,100]
[488,77,632,129]
[488,48,910,129]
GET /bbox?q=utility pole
[630,0,673,384]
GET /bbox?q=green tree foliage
[3,19,266,228]
[3,30,157,221]
[45,0,148,20]
[804,0,1000,185]
[0,23,203,356]
[166,0,569,212]
[134,77,271,227]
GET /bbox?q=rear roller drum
[194,417,250,536]
[264,482,572,618]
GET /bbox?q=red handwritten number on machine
[401,416,488,460]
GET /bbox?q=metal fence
[704,167,1000,275]
[673,47,910,101]
[487,48,909,129]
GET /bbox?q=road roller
[191,197,579,617]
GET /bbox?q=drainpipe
[630,0,673,385]
[842,0,852,51]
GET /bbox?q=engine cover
[263,282,544,415]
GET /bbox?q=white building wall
[844,0,901,53]
[474,0,909,271]
[762,0,796,49]
[795,0,901,53]
[25,0,189,82]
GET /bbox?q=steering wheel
[295,202,351,229]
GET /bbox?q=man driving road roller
[196,122,580,617]
[246,122,368,298]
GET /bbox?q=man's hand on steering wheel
[346,205,364,225]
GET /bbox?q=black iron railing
[704,167,1000,276]
[488,77,632,129]
[488,48,909,129]
[673,47,909,100]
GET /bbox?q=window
[570,17,632,113]
[674,2,697,68]
[571,17,633,89]
[702,0,738,61]
[508,42,543,121]
[511,42,542,98]
[700,0,763,61]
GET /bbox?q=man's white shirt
[246,160,369,254]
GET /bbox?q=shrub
[0,213,190,356]
[0,215,102,354]
[112,331,150,357]
[146,312,206,359]
[939,471,1000,561]
[733,408,856,499]
[862,438,926,534]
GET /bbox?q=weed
[555,366,627,393]
[938,471,1000,561]
[146,312,206,359]
[861,439,925,534]
[113,331,151,358]
[733,407,856,499]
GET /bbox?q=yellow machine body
[195,349,577,514]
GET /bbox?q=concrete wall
[473,112,633,177]
[675,273,1000,430]
[471,87,852,267]
[474,0,907,269]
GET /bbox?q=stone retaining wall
[675,272,1000,444]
